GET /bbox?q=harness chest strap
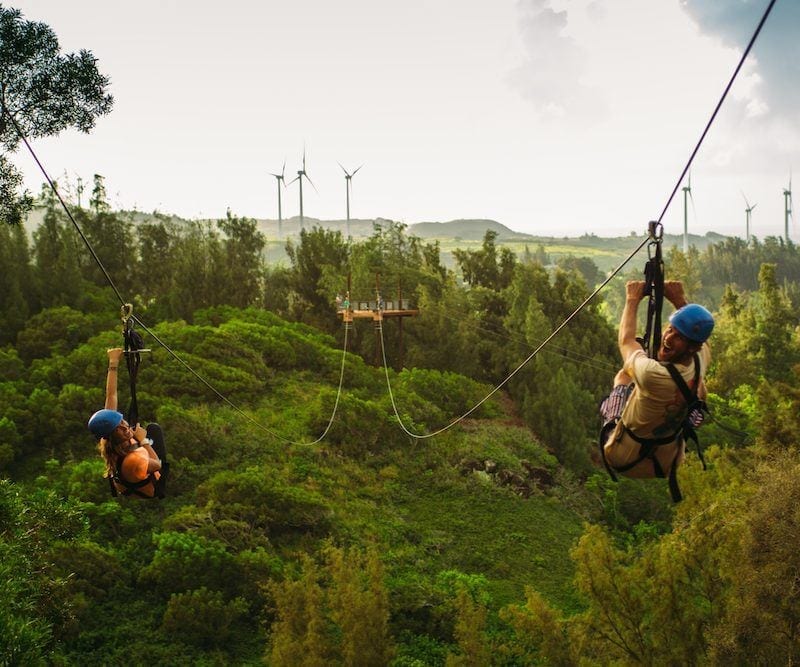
[663,353,707,472]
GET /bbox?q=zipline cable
[381,239,649,439]
[431,309,619,374]
[3,109,128,308]
[380,0,778,439]
[652,0,777,227]
[6,106,349,447]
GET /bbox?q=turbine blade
[338,161,349,176]
[352,164,363,176]
[287,175,300,186]
[281,160,286,179]
[741,190,750,208]
[751,203,758,211]
[306,174,319,194]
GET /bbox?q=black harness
[107,450,161,499]
[606,353,707,503]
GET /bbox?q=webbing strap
[642,222,665,359]
[122,317,143,426]
[664,354,708,472]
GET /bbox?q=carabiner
[647,221,664,242]
[121,303,134,325]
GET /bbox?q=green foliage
[0,481,88,663]
[445,587,491,667]
[140,531,242,598]
[396,368,498,421]
[194,468,332,539]
[161,587,249,649]
[9,214,800,665]
[285,226,349,331]
[267,546,395,666]
[0,417,20,471]
[267,554,332,666]
[0,222,32,339]
[50,539,124,603]
[15,306,109,363]
[453,230,516,291]
[327,545,395,666]
[555,254,600,287]
[707,454,800,663]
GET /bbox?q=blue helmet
[88,409,123,438]
[669,304,714,343]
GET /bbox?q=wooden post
[397,279,403,371]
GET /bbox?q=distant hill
[21,204,731,271]
[409,219,533,241]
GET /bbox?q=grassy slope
[262,379,587,615]
[169,338,588,617]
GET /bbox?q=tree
[445,587,491,667]
[0,6,113,224]
[0,217,31,340]
[0,481,88,664]
[215,211,266,309]
[285,226,349,330]
[327,546,394,666]
[452,230,516,291]
[708,454,800,663]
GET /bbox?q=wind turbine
[287,148,317,231]
[338,162,363,238]
[681,172,694,254]
[784,174,793,243]
[270,161,286,239]
[742,191,756,243]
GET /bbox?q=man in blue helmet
[599,280,713,498]
[88,348,168,499]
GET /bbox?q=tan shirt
[604,344,710,476]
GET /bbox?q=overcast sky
[10,0,799,239]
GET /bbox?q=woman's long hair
[97,431,130,479]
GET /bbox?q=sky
[9,0,799,239]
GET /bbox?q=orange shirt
[116,446,160,498]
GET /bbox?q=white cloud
[508,0,601,120]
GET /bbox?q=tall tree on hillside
[32,183,83,309]
[216,212,265,309]
[0,219,31,342]
[453,230,516,291]
[74,175,135,295]
[285,226,349,330]
[0,6,113,224]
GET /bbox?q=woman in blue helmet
[88,348,168,499]
[599,280,713,497]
